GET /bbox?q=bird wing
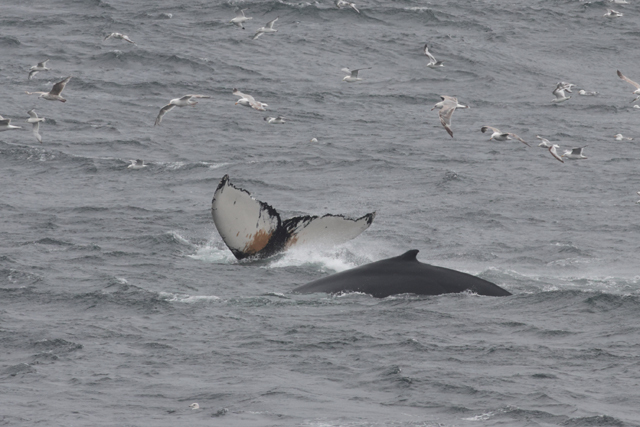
[104,33,114,41]
[237,8,247,17]
[351,67,371,78]
[28,70,38,80]
[38,60,49,67]
[49,76,71,96]
[440,95,458,103]
[0,119,10,126]
[481,126,499,134]
[552,87,566,99]
[32,122,42,143]
[266,17,278,29]
[185,94,211,99]
[232,88,248,98]
[549,147,564,163]
[252,31,264,40]
[350,3,360,13]
[154,104,175,126]
[571,147,584,155]
[617,70,640,89]
[122,35,135,44]
[508,133,530,147]
[439,106,456,138]
[423,44,437,62]
[27,109,38,118]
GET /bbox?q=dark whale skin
[293,250,511,298]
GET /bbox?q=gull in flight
[431,95,469,138]
[104,32,136,44]
[230,9,252,29]
[536,135,552,147]
[336,0,359,13]
[0,115,22,132]
[548,145,564,163]
[616,70,640,102]
[26,109,45,143]
[423,44,443,68]
[26,76,71,102]
[611,0,629,3]
[578,90,598,96]
[604,9,623,17]
[128,159,146,169]
[552,82,573,103]
[342,67,371,82]
[28,60,50,80]
[264,116,285,124]
[615,134,633,141]
[562,146,588,160]
[154,95,211,126]
[232,88,267,111]
[480,126,530,146]
[253,17,278,40]
[190,403,200,410]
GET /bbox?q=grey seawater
[1,0,640,425]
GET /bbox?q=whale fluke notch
[292,250,512,297]
[211,175,375,260]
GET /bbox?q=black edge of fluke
[292,249,512,298]
[210,175,375,261]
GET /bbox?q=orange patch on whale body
[242,229,272,255]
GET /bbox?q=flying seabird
[431,95,469,138]
[310,138,318,143]
[552,82,573,103]
[536,135,552,148]
[104,32,136,44]
[230,9,252,29]
[578,90,598,96]
[0,115,22,132]
[616,70,640,102]
[28,60,50,80]
[26,76,71,102]
[253,17,278,40]
[604,9,623,17]
[190,403,200,410]
[336,0,359,13]
[154,94,211,126]
[480,126,530,146]
[611,0,629,3]
[232,89,267,110]
[342,67,371,82]
[548,144,564,163]
[562,146,588,160]
[423,44,443,68]
[128,159,146,169]
[264,116,285,124]
[615,134,633,141]
[26,109,45,143]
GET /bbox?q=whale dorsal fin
[396,250,419,262]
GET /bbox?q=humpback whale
[293,250,511,297]
[211,175,375,260]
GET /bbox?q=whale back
[293,250,511,297]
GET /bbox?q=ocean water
[1,0,640,425]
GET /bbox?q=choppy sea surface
[2,0,640,425]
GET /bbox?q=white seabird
[26,76,71,102]
[615,134,633,141]
[104,32,136,44]
[548,144,564,163]
[154,94,211,126]
[431,95,469,138]
[190,403,200,410]
[578,90,598,96]
[536,135,552,148]
[480,126,530,146]
[0,115,22,132]
[232,89,267,111]
[634,105,640,109]
[552,82,573,103]
[342,67,371,82]
[616,70,640,103]
[423,44,443,68]
[310,138,318,143]
[230,8,252,29]
[128,159,146,169]
[28,60,50,80]
[611,0,629,3]
[26,109,45,143]
[253,17,278,40]
[336,0,359,13]
[264,116,285,124]
[604,8,623,17]
[562,146,588,160]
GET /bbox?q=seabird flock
[1,0,637,200]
